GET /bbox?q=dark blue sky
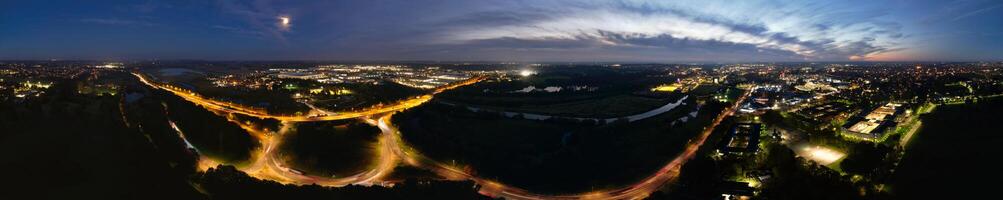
[2,0,1001,62]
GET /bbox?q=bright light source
[799,145,845,165]
[519,69,535,77]
[278,16,291,28]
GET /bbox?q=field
[438,66,681,118]
[393,96,727,194]
[452,94,683,118]
[889,97,1003,198]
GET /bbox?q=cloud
[215,0,290,42]
[952,4,1002,21]
[80,18,157,26]
[921,0,1003,24]
[434,0,906,61]
[165,0,923,61]
[450,10,815,55]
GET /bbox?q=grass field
[451,94,684,118]
[889,97,1003,199]
[394,97,728,194]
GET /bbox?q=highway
[135,71,482,186]
[375,91,751,200]
[244,116,400,187]
[177,100,402,187]
[140,70,752,199]
[132,72,484,122]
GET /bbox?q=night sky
[2,0,1002,62]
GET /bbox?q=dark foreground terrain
[889,98,1003,199]
[0,73,484,200]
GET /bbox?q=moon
[279,16,291,27]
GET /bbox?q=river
[442,95,690,123]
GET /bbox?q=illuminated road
[245,117,399,187]
[137,71,481,187]
[899,121,922,148]
[141,70,753,199]
[132,72,484,122]
[250,126,397,186]
[377,91,751,200]
[179,103,401,187]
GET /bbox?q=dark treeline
[159,89,261,164]
[196,165,490,200]
[0,73,202,199]
[231,112,282,133]
[278,120,381,177]
[755,144,888,200]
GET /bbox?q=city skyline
[2,0,1002,62]
[3,1,1003,199]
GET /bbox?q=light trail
[141,69,750,199]
[132,72,485,122]
[246,117,400,187]
[184,114,398,187]
[136,71,482,187]
[376,90,751,200]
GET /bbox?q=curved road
[138,72,482,187]
[143,70,751,199]
[133,72,484,122]
[376,90,749,199]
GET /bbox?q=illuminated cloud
[441,0,906,60]
[5,0,1001,61]
[450,10,812,55]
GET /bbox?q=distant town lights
[96,64,121,69]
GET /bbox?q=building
[719,123,763,155]
[719,181,755,200]
[841,103,905,141]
